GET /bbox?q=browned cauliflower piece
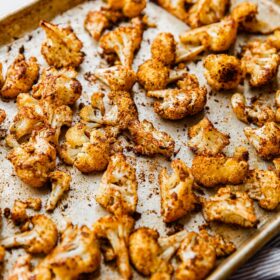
[96,153,137,216]
[201,187,258,228]
[93,215,134,280]
[1,214,58,254]
[7,128,57,188]
[187,0,229,28]
[41,223,101,279]
[241,40,279,87]
[267,30,280,50]
[188,117,230,156]
[99,18,143,68]
[1,54,39,99]
[128,119,175,158]
[245,169,280,210]
[94,65,137,91]
[11,198,42,224]
[147,73,207,120]
[40,21,84,68]
[159,159,196,223]
[244,122,280,160]
[204,54,243,91]
[46,171,71,211]
[191,147,249,187]
[231,93,276,127]
[0,108,6,125]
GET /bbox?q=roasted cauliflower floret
[128,119,175,158]
[245,169,280,210]
[241,40,279,87]
[94,65,137,91]
[7,128,57,188]
[93,215,134,280]
[204,54,243,91]
[1,214,58,254]
[231,93,276,126]
[40,20,84,68]
[191,147,249,187]
[41,223,101,279]
[46,171,71,211]
[188,117,230,156]
[96,153,137,216]
[244,122,280,160]
[1,54,39,99]
[0,108,6,125]
[201,187,258,228]
[99,18,143,68]
[159,159,196,223]
[147,73,207,120]
[187,0,229,28]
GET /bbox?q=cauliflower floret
[201,187,258,228]
[96,153,137,216]
[46,171,71,211]
[204,54,243,91]
[93,215,134,280]
[241,40,279,87]
[1,54,39,99]
[1,214,58,254]
[0,108,6,125]
[188,117,230,156]
[231,93,276,126]
[159,159,196,223]
[40,21,84,68]
[99,18,143,68]
[7,128,57,188]
[94,65,137,91]
[245,169,280,210]
[11,198,42,224]
[191,147,249,187]
[128,119,175,158]
[244,122,280,160]
[187,0,229,28]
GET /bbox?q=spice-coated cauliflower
[7,128,57,188]
[244,122,280,160]
[191,147,249,187]
[1,54,39,99]
[159,159,196,223]
[201,187,258,228]
[204,54,243,91]
[40,20,84,68]
[1,214,58,254]
[128,119,175,158]
[0,108,6,125]
[188,117,230,156]
[96,153,138,216]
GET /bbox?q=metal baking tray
[0,0,279,279]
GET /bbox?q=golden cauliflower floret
[93,215,134,280]
[0,108,6,125]
[231,93,276,127]
[99,18,143,68]
[241,40,279,87]
[107,0,147,18]
[96,153,137,215]
[159,159,196,223]
[7,128,57,188]
[128,119,175,158]
[46,171,71,211]
[41,223,101,279]
[267,30,280,50]
[40,20,84,68]
[151,32,176,66]
[201,187,258,228]
[191,147,249,187]
[187,0,229,28]
[1,214,58,254]
[204,54,243,91]
[244,122,280,160]
[188,117,230,156]
[245,169,280,210]
[1,54,39,99]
